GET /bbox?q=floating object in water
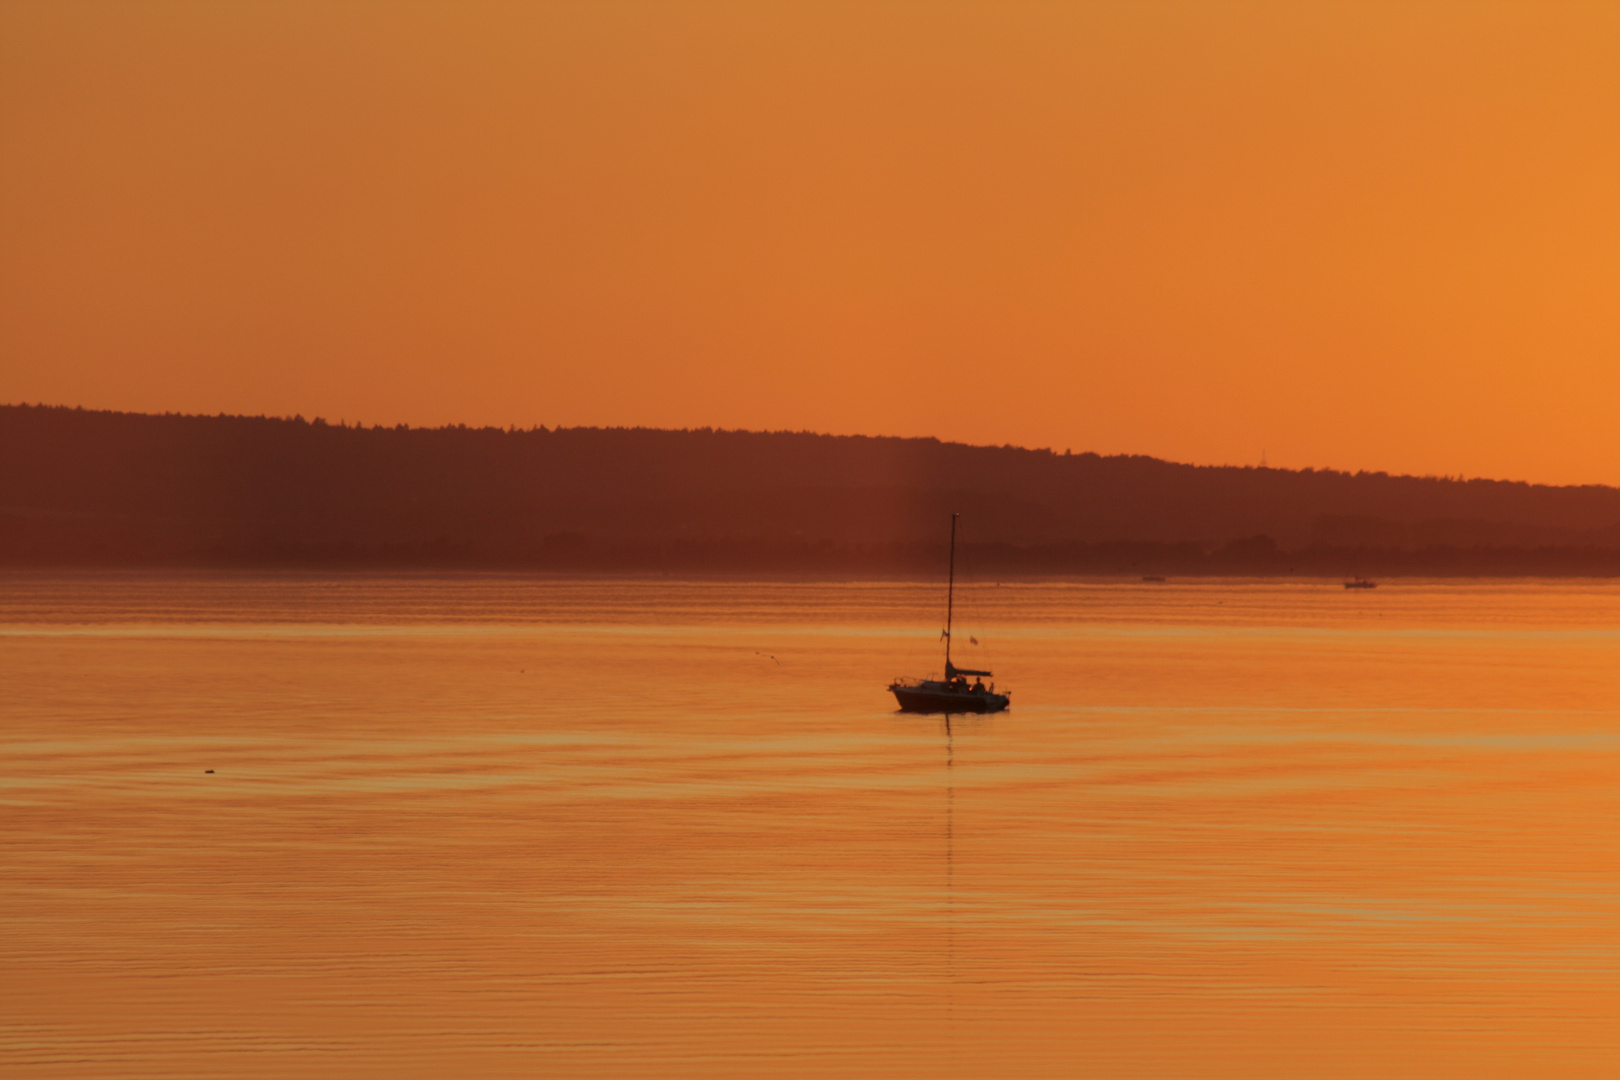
[888,513,1011,714]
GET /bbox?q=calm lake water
[4,574,1620,1078]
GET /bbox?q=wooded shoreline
[5,404,1619,575]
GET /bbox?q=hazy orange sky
[4,2,1619,485]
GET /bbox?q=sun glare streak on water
[3,574,1620,1078]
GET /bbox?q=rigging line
[952,512,989,661]
[943,511,958,673]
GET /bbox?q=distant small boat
[889,514,1010,714]
[1344,578,1378,590]
[1142,575,1166,582]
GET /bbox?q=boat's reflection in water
[7,575,1620,1078]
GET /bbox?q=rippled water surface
[5,574,1620,1078]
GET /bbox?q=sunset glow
[6,3,1619,483]
[7,11,1620,1075]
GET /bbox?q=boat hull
[890,684,1009,714]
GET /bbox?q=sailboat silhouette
[888,514,1011,714]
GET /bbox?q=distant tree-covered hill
[3,404,1619,573]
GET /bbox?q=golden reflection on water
[4,575,1620,1077]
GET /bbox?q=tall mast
[944,512,958,675]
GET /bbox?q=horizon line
[6,400,1610,494]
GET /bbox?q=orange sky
[3,2,1619,485]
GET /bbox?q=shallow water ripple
[4,575,1619,1077]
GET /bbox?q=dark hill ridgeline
[4,404,1619,574]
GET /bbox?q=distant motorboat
[889,514,1011,714]
[1344,578,1378,590]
